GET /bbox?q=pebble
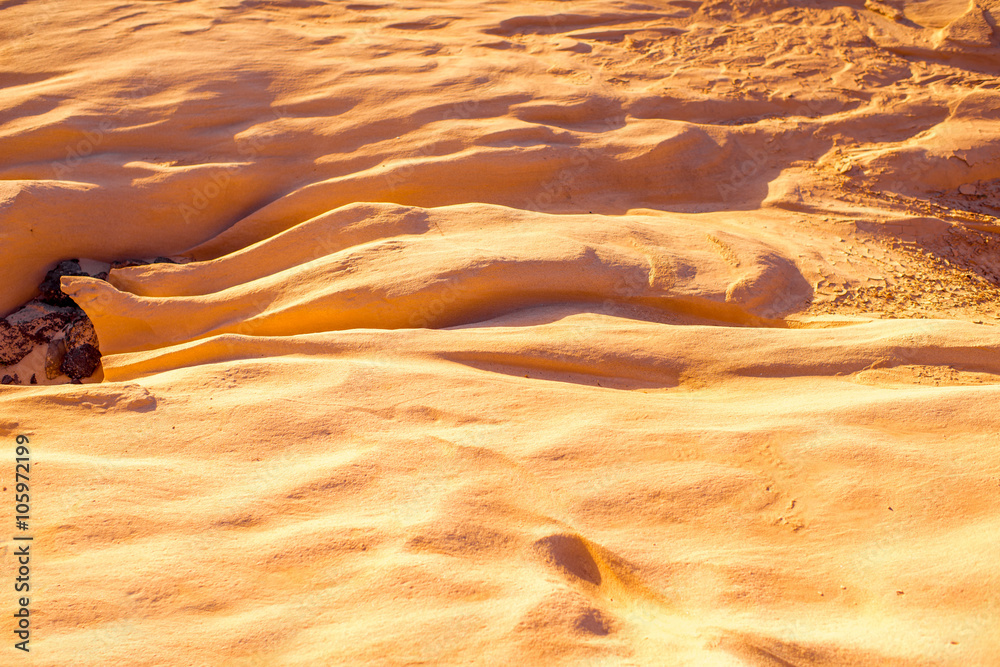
[61,344,101,381]
[66,318,99,350]
[45,339,67,380]
[38,259,89,307]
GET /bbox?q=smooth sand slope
[1,0,999,664]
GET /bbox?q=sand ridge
[1,0,1000,664]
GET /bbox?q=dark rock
[29,374,36,385]
[38,260,88,307]
[110,259,148,270]
[61,344,101,380]
[65,317,99,350]
[152,256,177,264]
[0,320,34,366]
[45,338,67,380]
[95,272,109,281]
[18,312,74,343]
[1,375,15,385]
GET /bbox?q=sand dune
[2,0,999,664]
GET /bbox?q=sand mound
[1,0,999,664]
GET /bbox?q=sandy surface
[2,0,1000,664]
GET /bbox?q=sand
[1,0,999,664]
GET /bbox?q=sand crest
[1,0,999,664]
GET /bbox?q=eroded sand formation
[1,0,999,664]
[0,257,184,385]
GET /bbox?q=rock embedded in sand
[959,183,979,195]
[0,255,161,385]
[38,259,89,307]
[18,311,75,343]
[110,259,149,270]
[0,320,34,366]
[108,256,176,270]
[61,316,102,381]
[65,317,99,350]
[61,344,101,381]
[45,338,67,380]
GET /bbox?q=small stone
[0,320,34,366]
[959,183,978,196]
[45,338,67,380]
[65,317,99,350]
[29,374,36,385]
[110,259,148,270]
[61,344,101,380]
[152,256,177,264]
[896,590,904,595]
[38,259,88,307]
[1,374,16,385]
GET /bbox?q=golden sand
[1,0,999,664]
